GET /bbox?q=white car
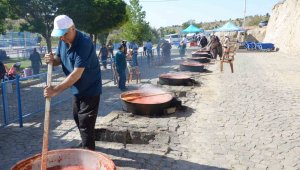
[164,34,180,45]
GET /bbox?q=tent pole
[243,0,247,29]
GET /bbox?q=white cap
[51,15,74,37]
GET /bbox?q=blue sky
[124,0,280,28]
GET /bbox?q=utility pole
[243,0,247,29]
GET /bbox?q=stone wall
[264,0,300,54]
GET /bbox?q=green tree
[6,0,60,52]
[121,0,154,45]
[59,0,127,45]
[0,0,8,34]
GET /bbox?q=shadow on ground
[96,147,228,170]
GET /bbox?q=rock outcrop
[246,27,267,42]
[264,0,300,54]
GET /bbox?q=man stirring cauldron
[44,15,102,150]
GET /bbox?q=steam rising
[138,84,168,94]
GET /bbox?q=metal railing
[0,71,71,127]
[0,48,169,128]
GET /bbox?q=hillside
[264,0,300,55]
[160,15,270,36]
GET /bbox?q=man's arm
[52,56,62,66]
[44,67,84,97]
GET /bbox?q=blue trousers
[147,50,153,66]
[132,53,138,66]
[117,69,126,90]
[101,55,107,68]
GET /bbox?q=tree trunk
[94,34,97,48]
[45,36,52,53]
[98,32,109,46]
[89,33,97,49]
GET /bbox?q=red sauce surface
[47,165,94,170]
[121,91,172,104]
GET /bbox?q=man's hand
[44,85,59,98]
[44,52,55,64]
[44,52,61,66]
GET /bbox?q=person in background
[223,34,230,47]
[131,42,139,66]
[29,48,42,75]
[178,40,186,58]
[157,39,161,61]
[209,35,223,60]
[222,34,232,59]
[200,35,208,48]
[7,62,21,79]
[107,40,114,58]
[0,61,7,81]
[161,40,172,63]
[145,39,153,66]
[98,44,108,69]
[156,39,163,64]
[44,15,102,150]
[182,34,188,45]
[143,43,147,56]
[115,44,127,91]
[121,40,127,55]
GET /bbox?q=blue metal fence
[0,71,71,127]
[0,48,164,128]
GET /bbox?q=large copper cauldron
[11,149,115,170]
[158,73,194,86]
[120,90,173,116]
[180,61,205,72]
[187,57,210,63]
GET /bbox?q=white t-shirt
[182,37,188,44]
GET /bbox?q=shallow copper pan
[120,90,173,116]
[180,61,205,72]
[187,57,210,63]
[11,149,115,170]
[159,73,194,86]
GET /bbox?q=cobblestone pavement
[1,50,300,170]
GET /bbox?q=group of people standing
[156,39,172,65]
[193,34,209,48]
[98,40,114,69]
[177,33,232,60]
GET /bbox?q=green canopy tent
[181,24,204,33]
[213,21,245,32]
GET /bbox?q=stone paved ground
[1,50,300,170]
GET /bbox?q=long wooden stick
[123,92,173,101]
[41,62,53,170]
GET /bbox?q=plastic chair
[244,42,256,50]
[220,43,237,73]
[256,43,274,51]
[127,62,141,84]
